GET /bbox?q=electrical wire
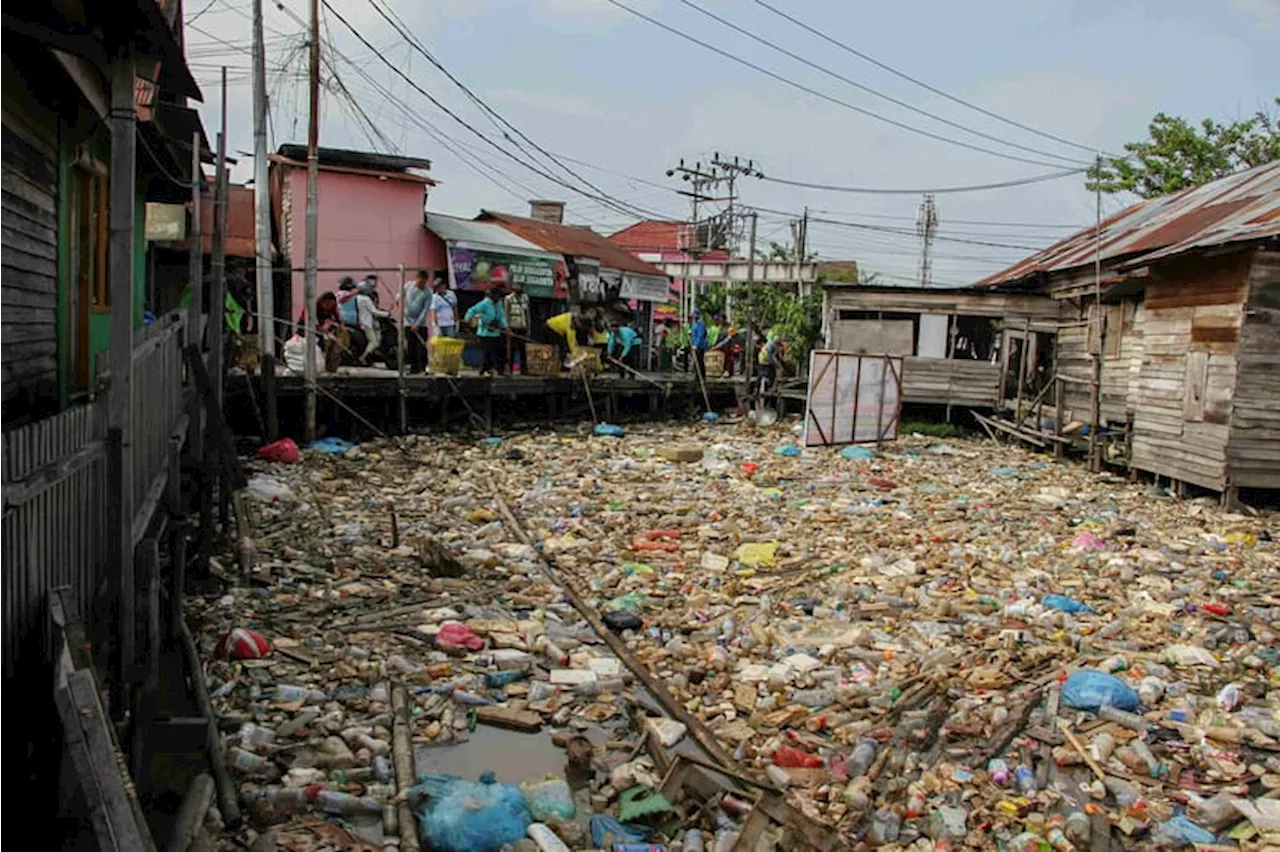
[758,166,1085,195]
[674,0,1086,167]
[319,0,671,221]
[602,0,1076,169]
[752,0,1121,160]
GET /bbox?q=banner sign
[619,273,670,303]
[448,246,569,298]
[573,259,605,302]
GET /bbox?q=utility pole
[743,211,758,400]
[209,68,229,409]
[304,0,320,442]
[1089,154,1103,472]
[252,0,277,439]
[188,132,204,466]
[916,193,938,288]
[708,153,763,257]
[667,159,715,325]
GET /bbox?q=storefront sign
[619,273,670,303]
[573,259,604,302]
[448,246,569,298]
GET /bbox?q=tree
[1088,99,1280,198]
[757,241,817,263]
[727,282,823,370]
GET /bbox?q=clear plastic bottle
[848,739,878,777]
[311,790,381,816]
[867,807,901,846]
[1097,706,1149,732]
[1015,764,1037,794]
[274,684,327,704]
[987,758,1011,786]
[684,828,705,852]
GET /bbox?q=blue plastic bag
[590,814,647,847]
[775,444,801,457]
[1042,594,1095,614]
[1157,816,1215,845]
[841,446,874,460]
[411,772,531,852]
[594,423,625,437]
[307,436,355,455]
[1061,670,1140,713]
[520,776,575,822]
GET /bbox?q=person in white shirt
[429,279,458,338]
[355,279,389,363]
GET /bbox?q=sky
[185,0,1280,287]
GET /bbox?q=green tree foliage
[727,282,823,369]
[1088,99,1280,198]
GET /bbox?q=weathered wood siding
[1227,251,1280,489]
[2,66,60,414]
[1128,252,1252,490]
[1052,299,1141,424]
[902,357,1000,407]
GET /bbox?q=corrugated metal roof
[977,160,1280,287]
[425,213,560,258]
[481,211,669,277]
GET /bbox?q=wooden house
[978,161,1280,501]
[820,282,1058,410]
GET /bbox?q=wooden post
[252,0,277,441]
[303,0,320,442]
[108,45,137,696]
[187,132,205,461]
[1015,318,1030,424]
[1054,376,1065,460]
[997,324,1011,412]
[397,264,407,434]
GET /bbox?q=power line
[674,0,1086,167]
[751,0,1120,160]
[602,0,1075,169]
[758,166,1085,195]
[807,207,1086,230]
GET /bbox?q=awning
[427,213,568,298]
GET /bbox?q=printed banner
[448,246,569,298]
[620,273,670,302]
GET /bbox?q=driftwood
[391,684,422,852]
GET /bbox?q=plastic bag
[590,815,647,847]
[734,541,778,567]
[519,776,575,822]
[841,446,874,460]
[1156,815,1215,845]
[411,771,531,852]
[245,474,295,503]
[1061,670,1140,713]
[1042,594,1094,614]
[775,444,801,457]
[307,436,354,455]
[282,333,322,374]
[435,622,485,653]
[593,423,625,438]
[257,438,300,464]
[1162,644,1219,668]
[773,746,823,768]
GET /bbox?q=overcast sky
[186,0,1279,286]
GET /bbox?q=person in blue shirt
[606,320,643,375]
[689,309,709,378]
[464,287,509,376]
[400,269,432,373]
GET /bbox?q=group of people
[652,309,786,390]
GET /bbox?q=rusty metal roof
[977,160,1280,287]
[479,211,668,278]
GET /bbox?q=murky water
[413,726,569,783]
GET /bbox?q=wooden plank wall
[2,64,60,415]
[1052,299,1140,424]
[1227,251,1280,489]
[1128,252,1253,491]
[902,357,1000,407]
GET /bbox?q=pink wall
[285,168,448,318]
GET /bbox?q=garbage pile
[193,423,1280,851]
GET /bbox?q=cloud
[1233,0,1280,27]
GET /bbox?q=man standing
[429,278,458,338]
[689,309,708,377]
[401,269,432,373]
[354,279,389,364]
[464,287,508,376]
[504,279,531,375]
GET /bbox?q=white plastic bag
[283,334,322,374]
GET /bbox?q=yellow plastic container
[429,336,466,376]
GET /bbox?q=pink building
[270,145,445,322]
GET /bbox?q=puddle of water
[413,726,569,784]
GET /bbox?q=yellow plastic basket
[568,346,603,377]
[429,336,466,376]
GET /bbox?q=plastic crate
[704,350,725,377]
[429,336,466,376]
[526,342,561,377]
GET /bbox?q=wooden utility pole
[1089,153,1103,472]
[303,0,320,442]
[742,211,758,398]
[188,131,205,464]
[252,0,278,439]
[209,68,229,409]
[108,44,137,689]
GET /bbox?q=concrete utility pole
[743,211,758,399]
[708,153,763,256]
[1089,154,1103,472]
[210,68,229,408]
[916,193,937,288]
[304,0,320,442]
[252,0,277,438]
[188,131,204,464]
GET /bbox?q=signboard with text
[448,245,569,299]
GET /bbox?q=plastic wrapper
[411,772,531,852]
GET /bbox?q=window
[71,163,109,309]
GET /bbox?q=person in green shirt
[464,287,509,376]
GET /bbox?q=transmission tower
[916,193,938,288]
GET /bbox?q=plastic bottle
[866,808,901,846]
[1088,732,1115,764]
[766,765,792,787]
[849,740,878,777]
[574,677,625,697]
[372,755,394,782]
[712,828,740,852]
[1065,811,1091,846]
[1045,825,1073,852]
[684,829,705,852]
[229,747,280,778]
[791,688,835,707]
[905,787,928,819]
[1128,738,1161,777]
[255,786,307,815]
[274,684,327,704]
[526,823,571,852]
[311,790,381,816]
[987,758,1011,786]
[1015,764,1037,794]
[1097,706,1149,732]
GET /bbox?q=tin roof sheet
[977,160,1280,287]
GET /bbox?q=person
[713,324,743,377]
[545,309,595,366]
[689,309,708,377]
[504,279,531,375]
[707,314,723,350]
[336,276,360,327]
[464,287,508,375]
[757,331,784,392]
[313,291,347,372]
[355,279,389,364]
[428,279,458,338]
[606,320,642,375]
[401,269,432,373]
[652,320,668,371]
